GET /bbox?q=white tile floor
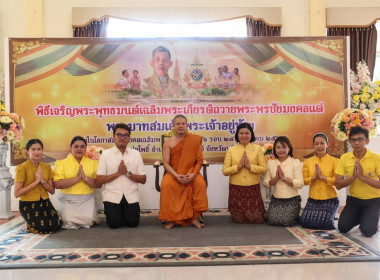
[0,216,379,280]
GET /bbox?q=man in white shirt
[118,70,130,90]
[96,123,146,228]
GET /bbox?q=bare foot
[192,219,202,229]
[164,222,174,229]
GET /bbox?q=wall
[1,0,380,211]
[0,0,28,75]
[43,0,308,37]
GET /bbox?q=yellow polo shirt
[53,154,98,195]
[15,160,54,202]
[222,143,267,186]
[303,154,338,200]
[335,149,380,199]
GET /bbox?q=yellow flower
[370,129,378,137]
[331,108,377,141]
[337,131,347,141]
[353,95,360,102]
[7,130,15,140]
[0,116,13,123]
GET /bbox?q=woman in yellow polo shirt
[222,123,267,223]
[54,136,100,229]
[301,133,339,229]
[14,139,61,234]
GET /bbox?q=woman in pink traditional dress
[130,70,141,90]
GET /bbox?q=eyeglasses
[115,133,130,139]
[349,137,367,143]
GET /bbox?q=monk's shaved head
[173,114,187,123]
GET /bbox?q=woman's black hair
[70,135,87,147]
[273,136,293,159]
[26,139,43,150]
[313,133,329,143]
[234,123,255,143]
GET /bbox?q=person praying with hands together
[54,136,101,229]
[223,123,267,223]
[15,139,61,234]
[263,136,304,226]
[96,123,146,229]
[301,133,339,230]
[335,126,380,237]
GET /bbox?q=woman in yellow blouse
[54,136,100,229]
[263,136,304,226]
[301,133,339,229]
[222,123,267,223]
[14,139,61,234]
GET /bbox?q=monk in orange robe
[159,115,209,229]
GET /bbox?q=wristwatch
[127,171,132,178]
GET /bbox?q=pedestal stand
[0,143,15,219]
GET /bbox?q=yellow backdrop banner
[10,37,347,165]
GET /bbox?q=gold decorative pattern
[328,141,346,158]
[12,40,41,65]
[316,39,345,65]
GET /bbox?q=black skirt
[266,195,301,226]
[19,198,61,234]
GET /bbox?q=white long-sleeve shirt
[263,157,304,199]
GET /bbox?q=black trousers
[103,196,140,228]
[338,195,380,237]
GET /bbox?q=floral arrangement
[85,145,104,160]
[0,100,25,143]
[0,69,25,144]
[331,108,377,141]
[261,143,275,162]
[350,61,380,111]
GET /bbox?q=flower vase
[0,142,15,219]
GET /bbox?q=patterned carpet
[0,210,379,268]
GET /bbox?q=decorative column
[309,0,326,36]
[0,143,15,219]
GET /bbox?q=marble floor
[0,216,379,280]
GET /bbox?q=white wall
[2,0,380,69]
[43,0,309,37]
[0,0,28,75]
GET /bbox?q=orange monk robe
[159,134,209,225]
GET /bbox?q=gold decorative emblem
[12,40,41,65]
[316,39,344,65]
[183,53,211,89]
